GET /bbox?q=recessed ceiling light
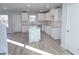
[27,4,30,7]
[4,7,7,10]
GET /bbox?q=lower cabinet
[46,26,51,35]
[50,28,61,39]
[42,25,61,39]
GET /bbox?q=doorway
[0,15,8,27]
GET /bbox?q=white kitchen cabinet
[50,28,61,39]
[45,10,54,21]
[49,9,55,16]
[37,13,46,21]
[45,12,51,21]
[42,25,61,40]
[21,13,28,21]
[54,8,62,22]
[46,26,51,35]
[37,9,55,21]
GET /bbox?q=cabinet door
[46,12,54,21]
[21,13,28,21]
[50,9,55,16]
[54,8,62,22]
[46,26,51,35]
[37,13,46,21]
[46,13,51,21]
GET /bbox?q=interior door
[13,14,21,32]
[62,4,79,54]
[62,4,74,49]
[65,4,72,50]
[67,4,79,54]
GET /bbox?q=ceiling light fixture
[4,7,7,10]
[27,4,30,7]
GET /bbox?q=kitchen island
[29,25,41,43]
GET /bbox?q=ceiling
[0,3,62,13]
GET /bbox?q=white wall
[61,3,79,55]
[0,11,22,33]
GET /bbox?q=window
[29,15,36,22]
[0,15,8,27]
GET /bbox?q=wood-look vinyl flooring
[7,32,72,55]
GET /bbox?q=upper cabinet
[45,9,55,21]
[21,13,28,21]
[54,8,62,22]
[37,9,55,21]
[45,12,52,21]
[37,13,53,21]
[29,8,62,22]
[49,9,55,16]
[37,13,46,21]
